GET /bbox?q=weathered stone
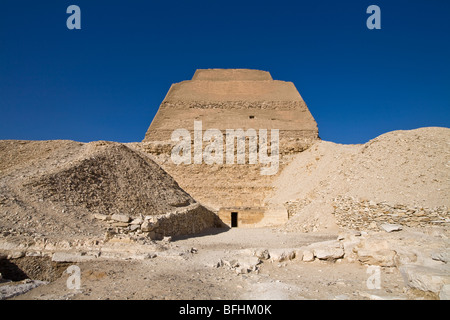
[26,251,43,257]
[431,251,450,264]
[314,247,344,261]
[111,214,130,223]
[141,220,156,232]
[146,231,162,240]
[129,224,140,232]
[212,260,223,268]
[93,214,109,221]
[302,250,314,262]
[294,250,303,261]
[128,253,157,260]
[52,252,97,263]
[190,247,198,254]
[354,239,397,267]
[0,280,48,300]
[235,266,249,275]
[222,258,239,269]
[357,249,397,267]
[341,239,362,262]
[254,249,270,260]
[269,249,295,262]
[394,249,417,267]
[380,223,403,233]
[400,264,450,294]
[307,240,344,261]
[111,222,129,228]
[8,251,25,259]
[241,256,261,269]
[130,217,143,225]
[440,284,450,300]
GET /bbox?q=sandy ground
[7,228,416,300]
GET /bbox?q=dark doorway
[231,212,238,228]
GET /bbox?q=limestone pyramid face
[144,69,319,151]
[140,69,320,226]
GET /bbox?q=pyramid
[144,69,318,149]
[141,69,320,227]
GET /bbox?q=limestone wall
[332,196,450,231]
[151,203,222,237]
[192,69,273,81]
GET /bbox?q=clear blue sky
[1,0,449,144]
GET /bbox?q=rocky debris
[337,228,450,299]
[111,214,130,223]
[51,252,98,263]
[399,264,450,295]
[308,240,344,261]
[130,217,143,225]
[333,196,449,232]
[218,255,261,274]
[271,127,450,234]
[440,285,450,300]
[352,239,397,267]
[0,236,184,266]
[211,229,449,299]
[302,250,314,262]
[284,199,312,219]
[299,240,344,262]
[0,280,48,300]
[269,249,296,262]
[431,251,450,264]
[380,223,403,233]
[127,253,157,260]
[93,214,109,221]
[0,140,221,241]
[254,249,270,260]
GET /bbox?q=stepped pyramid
[144,69,318,145]
[140,69,319,227]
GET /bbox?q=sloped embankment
[267,127,450,233]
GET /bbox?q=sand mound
[267,127,450,232]
[0,140,209,240]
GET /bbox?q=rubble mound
[267,127,450,232]
[0,140,216,241]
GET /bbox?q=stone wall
[218,207,265,228]
[332,196,450,231]
[152,203,222,237]
[143,100,318,154]
[96,203,222,240]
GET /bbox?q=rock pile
[0,140,220,241]
[268,126,450,233]
[213,228,449,299]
